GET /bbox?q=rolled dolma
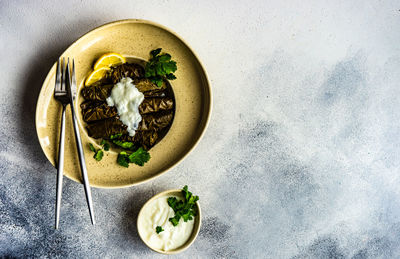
[82,76,168,102]
[81,84,114,101]
[135,131,159,150]
[138,112,174,131]
[86,118,127,139]
[81,102,118,122]
[80,100,99,110]
[143,89,167,98]
[110,63,145,83]
[81,97,173,122]
[134,78,166,92]
[86,112,172,139]
[139,97,174,114]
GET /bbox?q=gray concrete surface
[1,0,400,258]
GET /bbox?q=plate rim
[35,19,212,189]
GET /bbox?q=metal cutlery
[53,58,95,228]
[66,59,96,225]
[53,58,69,229]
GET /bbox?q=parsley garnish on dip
[137,186,199,252]
[156,226,164,234]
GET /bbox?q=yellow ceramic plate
[35,19,212,188]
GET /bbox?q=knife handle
[70,99,96,225]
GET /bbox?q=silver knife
[66,59,96,225]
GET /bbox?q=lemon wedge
[93,53,126,70]
[84,66,111,86]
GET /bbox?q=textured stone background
[1,0,400,258]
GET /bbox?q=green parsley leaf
[117,152,129,167]
[128,147,150,166]
[167,186,199,227]
[158,53,171,62]
[145,48,177,88]
[103,142,110,151]
[169,215,180,226]
[89,143,96,153]
[183,212,194,222]
[145,63,156,78]
[112,140,134,149]
[166,73,176,80]
[183,185,190,200]
[150,48,162,57]
[154,78,163,87]
[110,133,122,140]
[100,139,106,145]
[155,226,164,234]
[167,197,178,210]
[155,62,163,75]
[161,61,177,74]
[94,150,104,161]
[116,148,150,167]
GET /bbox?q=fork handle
[55,104,66,229]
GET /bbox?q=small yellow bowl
[137,189,201,254]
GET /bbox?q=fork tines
[54,58,69,100]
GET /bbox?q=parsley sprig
[167,186,199,227]
[109,134,150,167]
[112,140,135,150]
[156,226,164,234]
[89,143,106,161]
[100,139,110,151]
[110,133,123,140]
[110,134,136,150]
[145,48,177,87]
[117,147,151,167]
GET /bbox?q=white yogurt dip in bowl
[137,189,201,254]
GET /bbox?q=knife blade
[66,59,96,225]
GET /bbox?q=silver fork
[54,58,69,229]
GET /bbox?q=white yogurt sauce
[138,195,195,251]
[106,77,144,136]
